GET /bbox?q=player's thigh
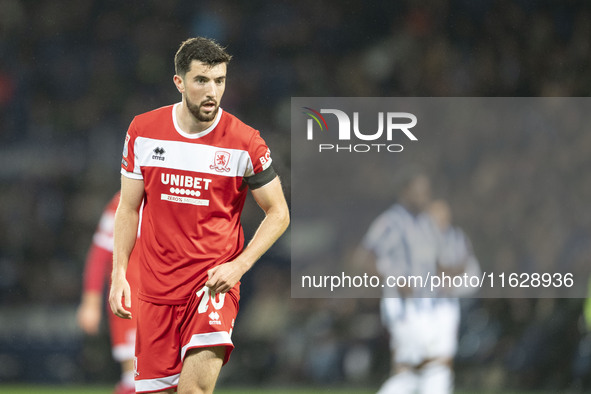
[178,346,225,393]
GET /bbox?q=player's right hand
[109,275,132,319]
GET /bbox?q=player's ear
[173,74,184,93]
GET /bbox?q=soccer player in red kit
[109,37,290,394]
[77,192,139,394]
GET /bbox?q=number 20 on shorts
[196,286,226,314]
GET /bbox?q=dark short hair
[174,37,232,76]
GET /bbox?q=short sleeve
[120,119,143,180]
[244,131,276,189]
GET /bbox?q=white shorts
[381,297,460,366]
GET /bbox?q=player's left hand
[206,260,248,293]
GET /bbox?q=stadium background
[1,0,591,392]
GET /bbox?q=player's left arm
[206,176,290,293]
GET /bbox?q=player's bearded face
[178,61,227,124]
[186,96,218,122]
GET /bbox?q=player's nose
[204,80,217,97]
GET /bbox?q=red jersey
[121,104,275,304]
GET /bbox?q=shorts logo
[210,151,231,172]
[209,311,222,325]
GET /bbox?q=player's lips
[201,101,217,111]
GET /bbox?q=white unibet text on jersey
[307,109,417,153]
[161,173,212,190]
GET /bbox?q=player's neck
[176,102,215,134]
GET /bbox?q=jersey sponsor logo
[210,151,231,172]
[160,172,212,206]
[152,147,166,161]
[161,173,212,190]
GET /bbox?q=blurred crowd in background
[1,0,591,392]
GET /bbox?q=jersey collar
[172,102,223,139]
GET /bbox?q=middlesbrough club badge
[210,151,231,172]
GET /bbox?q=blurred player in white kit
[357,172,479,394]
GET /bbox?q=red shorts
[134,285,240,393]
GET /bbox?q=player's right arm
[109,176,144,319]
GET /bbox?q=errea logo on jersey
[303,107,418,153]
[152,147,166,161]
